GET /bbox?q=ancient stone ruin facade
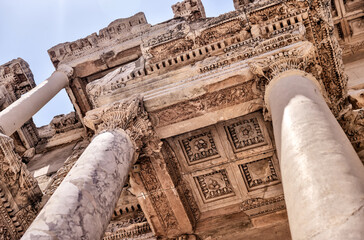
[0,0,363,239]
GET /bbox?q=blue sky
[0,0,234,126]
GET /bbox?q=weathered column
[22,96,152,240]
[0,65,73,136]
[266,70,364,239]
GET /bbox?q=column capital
[248,41,319,81]
[84,95,154,150]
[56,64,74,78]
[248,41,326,120]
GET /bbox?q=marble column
[0,65,72,136]
[21,129,136,240]
[266,70,364,239]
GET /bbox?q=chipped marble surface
[22,130,136,240]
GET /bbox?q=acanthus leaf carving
[248,41,317,80]
[84,95,153,150]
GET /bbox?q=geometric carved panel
[180,130,220,165]
[225,117,265,152]
[195,169,235,203]
[239,157,279,191]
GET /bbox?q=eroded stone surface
[22,130,136,240]
[1,0,364,239]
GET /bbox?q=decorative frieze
[0,134,42,239]
[162,141,200,223]
[195,19,250,47]
[239,157,279,191]
[194,169,235,202]
[151,80,258,128]
[103,211,153,240]
[200,23,305,74]
[240,195,286,217]
[50,112,82,133]
[138,157,179,230]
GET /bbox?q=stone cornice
[0,58,36,102]
[48,12,151,67]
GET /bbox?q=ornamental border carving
[0,134,42,239]
[150,79,261,128]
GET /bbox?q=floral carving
[138,157,179,230]
[84,95,153,149]
[196,19,249,46]
[162,141,200,223]
[195,169,235,202]
[148,38,194,63]
[225,117,265,151]
[0,134,42,239]
[180,131,219,164]
[151,80,258,127]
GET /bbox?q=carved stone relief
[349,17,364,37]
[48,12,151,67]
[344,0,364,12]
[195,19,250,47]
[240,195,286,217]
[239,157,279,191]
[84,95,153,150]
[172,0,206,22]
[225,117,265,152]
[86,57,146,108]
[138,156,179,230]
[162,141,200,223]
[0,134,42,239]
[103,195,154,240]
[168,110,283,216]
[151,80,259,128]
[148,38,194,64]
[50,112,82,133]
[29,0,361,238]
[194,169,235,203]
[180,131,219,164]
[0,59,35,101]
[219,112,273,160]
[0,59,39,153]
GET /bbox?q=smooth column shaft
[268,73,364,240]
[21,130,136,240]
[0,71,68,136]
